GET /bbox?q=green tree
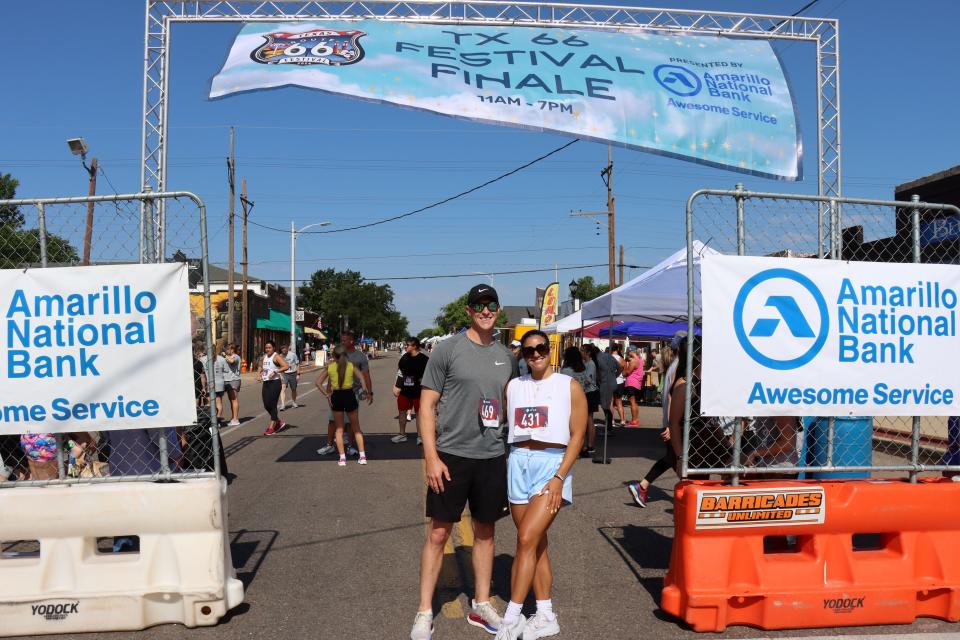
[572,275,608,302]
[0,173,24,227]
[417,326,445,340]
[433,293,507,333]
[298,268,409,342]
[0,173,78,268]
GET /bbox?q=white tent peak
[579,241,721,322]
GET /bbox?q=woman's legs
[215,393,223,419]
[510,504,553,601]
[629,392,640,423]
[507,495,559,614]
[333,411,345,455]
[586,413,596,450]
[640,441,676,491]
[227,387,239,421]
[346,410,365,453]
[261,380,281,424]
[279,383,287,411]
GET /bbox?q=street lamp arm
[297,221,332,234]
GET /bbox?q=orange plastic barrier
[662,479,960,631]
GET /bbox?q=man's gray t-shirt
[345,348,369,393]
[421,334,518,459]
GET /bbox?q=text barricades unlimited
[695,486,825,529]
[701,255,960,416]
[0,263,197,434]
[211,22,801,180]
[662,479,960,632]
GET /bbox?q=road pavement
[16,354,959,640]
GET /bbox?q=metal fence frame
[0,191,219,486]
[683,187,960,484]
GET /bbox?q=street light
[66,137,97,265]
[569,278,580,311]
[291,220,331,355]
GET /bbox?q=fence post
[36,203,48,268]
[731,184,746,485]
[682,194,697,480]
[910,194,922,483]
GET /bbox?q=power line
[791,0,822,16]
[245,139,579,235]
[364,263,646,282]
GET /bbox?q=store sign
[0,263,197,434]
[211,21,801,179]
[702,255,960,416]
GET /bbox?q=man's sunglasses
[521,343,550,358]
[469,301,500,313]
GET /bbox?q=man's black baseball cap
[467,284,500,305]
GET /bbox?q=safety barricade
[662,479,960,632]
[0,477,244,637]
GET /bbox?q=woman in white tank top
[498,330,587,639]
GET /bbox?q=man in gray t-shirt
[411,284,517,639]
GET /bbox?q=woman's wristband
[553,474,565,482]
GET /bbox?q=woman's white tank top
[507,372,572,446]
[261,353,281,381]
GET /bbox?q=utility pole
[240,178,250,367]
[569,145,616,290]
[619,244,625,285]
[227,127,235,344]
[82,157,98,265]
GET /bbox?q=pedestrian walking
[279,344,300,410]
[496,330,587,640]
[317,330,371,457]
[410,284,518,640]
[222,343,242,426]
[258,340,289,436]
[610,344,627,426]
[316,345,371,466]
[579,344,600,456]
[594,344,622,438]
[623,347,644,426]
[392,337,429,444]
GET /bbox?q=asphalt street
[16,354,960,640]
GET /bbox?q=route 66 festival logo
[251,28,366,66]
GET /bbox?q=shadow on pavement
[277,433,430,462]
[231,528,279,589]
[599,525,674,607]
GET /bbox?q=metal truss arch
[142,0,840,199]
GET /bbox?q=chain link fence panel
[683,188,960,483]
[0,192,223,488]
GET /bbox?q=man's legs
[472,520,496,603]
[418,519,453,611]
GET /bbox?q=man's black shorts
[426,451,509,524]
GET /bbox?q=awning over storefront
[304,327,326,338]
[255,309,303,336]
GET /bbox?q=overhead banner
[210,21,801,180]
[0,263,197,434]
[702,255,960,416]
[539,282,559,328]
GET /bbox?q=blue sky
[2,0,958,332]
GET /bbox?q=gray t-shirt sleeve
[421,342,448,393]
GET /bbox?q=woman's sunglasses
[469,301,500,313]
[521,343,550,358]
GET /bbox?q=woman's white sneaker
[522,611,559,639]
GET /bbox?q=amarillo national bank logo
[654,64,702,97]
[733,268,829,370]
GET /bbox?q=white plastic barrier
[0,477,244,637]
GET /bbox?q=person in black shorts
[392,336,429,444]
[410,284,518,640]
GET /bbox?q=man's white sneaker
[290,402,299,408]
[522,611,560,639]
[317,444,336,455]
[410,611,434,640]
[228,419,240,427]
[494,615,525,640]
[391,434,409,443]
[468,600,501,634]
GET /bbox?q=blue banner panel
[211,22,801,180]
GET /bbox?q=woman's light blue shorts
[507,446,573,506]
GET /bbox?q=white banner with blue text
[702,255,960,416]
[0,263,197,434]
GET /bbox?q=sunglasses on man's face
[521,343,550,359]
[469,301,500,313]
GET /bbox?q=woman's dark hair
[265,340,276,350]
[582,343,600,369]
[611,344,622,355]
[405,336,420,348]
[520,330,549,347]
[562,346,585,372]
[670,336,701,395]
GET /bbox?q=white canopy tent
[541,309,603,335]
[580,241,720,322]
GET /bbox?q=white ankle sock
[502,601,523,625]
[359,450,366,457]
[536,599,555,620]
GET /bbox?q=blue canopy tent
[599,321,701,340]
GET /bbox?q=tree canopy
[0,173,77,268]
[432,293,507,334]
[572,275,609,302]
[297,268,409,341]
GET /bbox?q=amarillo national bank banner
[0,263,197,434]
[702,255,960,417]
[211,22,802,180]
